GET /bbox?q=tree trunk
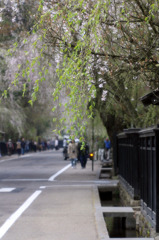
[99,110,127,145]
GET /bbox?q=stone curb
[93,186,109,240]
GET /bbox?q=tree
[3,0,159,139]
[0,1,63,140]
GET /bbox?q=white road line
[46,185,94,187]
[0,188,15,192]
[0,190,42,239]
[1,179,48,182]
[48,164,71,181]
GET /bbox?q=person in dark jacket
[21,138,26,155]
[78,141,89,169]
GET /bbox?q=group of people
[68,139,89,169]
[65,137,111,169]
[38,139,55,151]
[6,136,111,166]
[7,138,29,156]
[6,138,57,156]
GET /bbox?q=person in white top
[55,137,59,150]
[63,138,67,147]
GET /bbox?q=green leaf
[28,100,33,106]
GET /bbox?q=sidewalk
[0,152,32,161]
[0,151,112,240]
[0,150,45,162]
[37,159,109,240]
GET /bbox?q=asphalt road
[0,149,101,240]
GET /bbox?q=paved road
[0,149,107,240]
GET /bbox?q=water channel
[99,188,140,238]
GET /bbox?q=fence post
[154,130,159,232]
[133,133,140,199]
[124,129,140,199]
[113,132,118,175]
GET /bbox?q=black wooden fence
[114,125,159,232]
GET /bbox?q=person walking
[50,139,54,150]
[31,140,34,152]
[47,140,50,150]
[63,138,67,148]
[42,140,45,150]
[38,139,42,151]
[34,140,37,152]
[25,140,29,153]
[16,139,21,156]
[21,138,26,155]
[78,141,89,169]
[98,137,105,161]
[7,139,14,156]
[104,138,112,160]
[55,137,59,150]
[68,139,78,168]
[63,138,68,160]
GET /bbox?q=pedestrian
[63,138,68,160]
[50,139,54,150]
[29,141,32,151]
[42,140,45,150]
[97,137,105,161]
[55,137,59,150]
[104,138,112,160]
[21,138,26,155]
[44,141,47,150]
[78,140,89,169]
[68,139,78,168]
[25,140,29,153]
[47,140,50,150]
[31,140,34,152]
[16,139,21,156]
[38,139,42,151]
[7,139,14,156]
[63,138,67,148]
[34,140,37,152]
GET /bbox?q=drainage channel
[97,164,151,239]
[98,187,145,238]
[104,216,139,238]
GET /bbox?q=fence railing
[114,125,159,232]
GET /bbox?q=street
[0,150,100,240]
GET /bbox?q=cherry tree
[2,0,159,138]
